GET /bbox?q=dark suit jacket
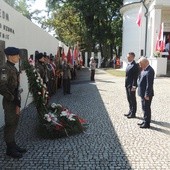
[137,65,155,98]
[125,60,139,88]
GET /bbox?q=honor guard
[0,47,27,158]
[35,52,47,84]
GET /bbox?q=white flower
[65,109,69,112]
[47,117,52,122]
[44,114,52,122]
[69,113,75,117]
[54,117,58,122]
[68,117,75,121]
[68,114,75,120]
[51,103,57,108]
[60,111,67,117]
[56,104,62,108]
[50,113,55,118]
[44,114,49,118]
[38,91,41,95]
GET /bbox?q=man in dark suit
[124,52,139,118]
[137,57,155,128]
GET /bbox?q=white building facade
[120,0,170,76]
[0,0,68,127]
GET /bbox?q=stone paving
[0,68,170,170]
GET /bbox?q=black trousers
[126,87,137,115]
[141,97,153,124]
[91,70,95,81]
[63,78,71,94]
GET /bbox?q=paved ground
[0,68,170,170]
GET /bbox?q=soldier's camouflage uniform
[0,61,20,146]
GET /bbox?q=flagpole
[140,4,142,57]
[142,1,149,56]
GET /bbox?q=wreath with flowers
[24,60,88,138]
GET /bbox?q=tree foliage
[45,5,83,46]
[4,0,41,21]
[46,0,123,59]
[4,0,123,59]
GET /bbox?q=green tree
[3,0,18,7]
[45,5,83,46]
[4,0,42,21]
[15,0,32,20]
[46,0,123,60]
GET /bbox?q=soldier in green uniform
[0,47,27,158]
[35,52,47,84]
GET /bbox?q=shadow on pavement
[0,68,132,169]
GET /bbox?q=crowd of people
[0,46,155,159]
[31,50,79,97]
[0,47,80,158]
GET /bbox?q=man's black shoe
[140,124,150,128]
[67,92,72,94]
[137,122,144,126]
[127,115,136,119]
[15,145,27,154]
[124,113,130,117]
[6,150,23,159]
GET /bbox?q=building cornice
[120,0,153,14]
[120,3,141,14]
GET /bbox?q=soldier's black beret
[35,53,44,60]
[4,47,20,56]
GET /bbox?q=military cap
[44,52,47,57]
[35,52,44,60]
[4,47,20,56]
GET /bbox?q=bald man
[137,57,155,128]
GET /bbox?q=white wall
[121,4,146,60]
[0,0,68,127]
[155,0,170,5]
[121,0,170,75]
[123,0,141,5]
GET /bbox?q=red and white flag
[136,6,142,27]
[73,45,78,60]
[156,22,165,52]
[67,47,72,64]
[55,47,60,61]
[62,49,66,61]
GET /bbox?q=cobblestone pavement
[0,68,170,170]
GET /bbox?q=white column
[85,52,88,67]
[97,52,101,68]
[150,8,162,57]
[91,52,94,58]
